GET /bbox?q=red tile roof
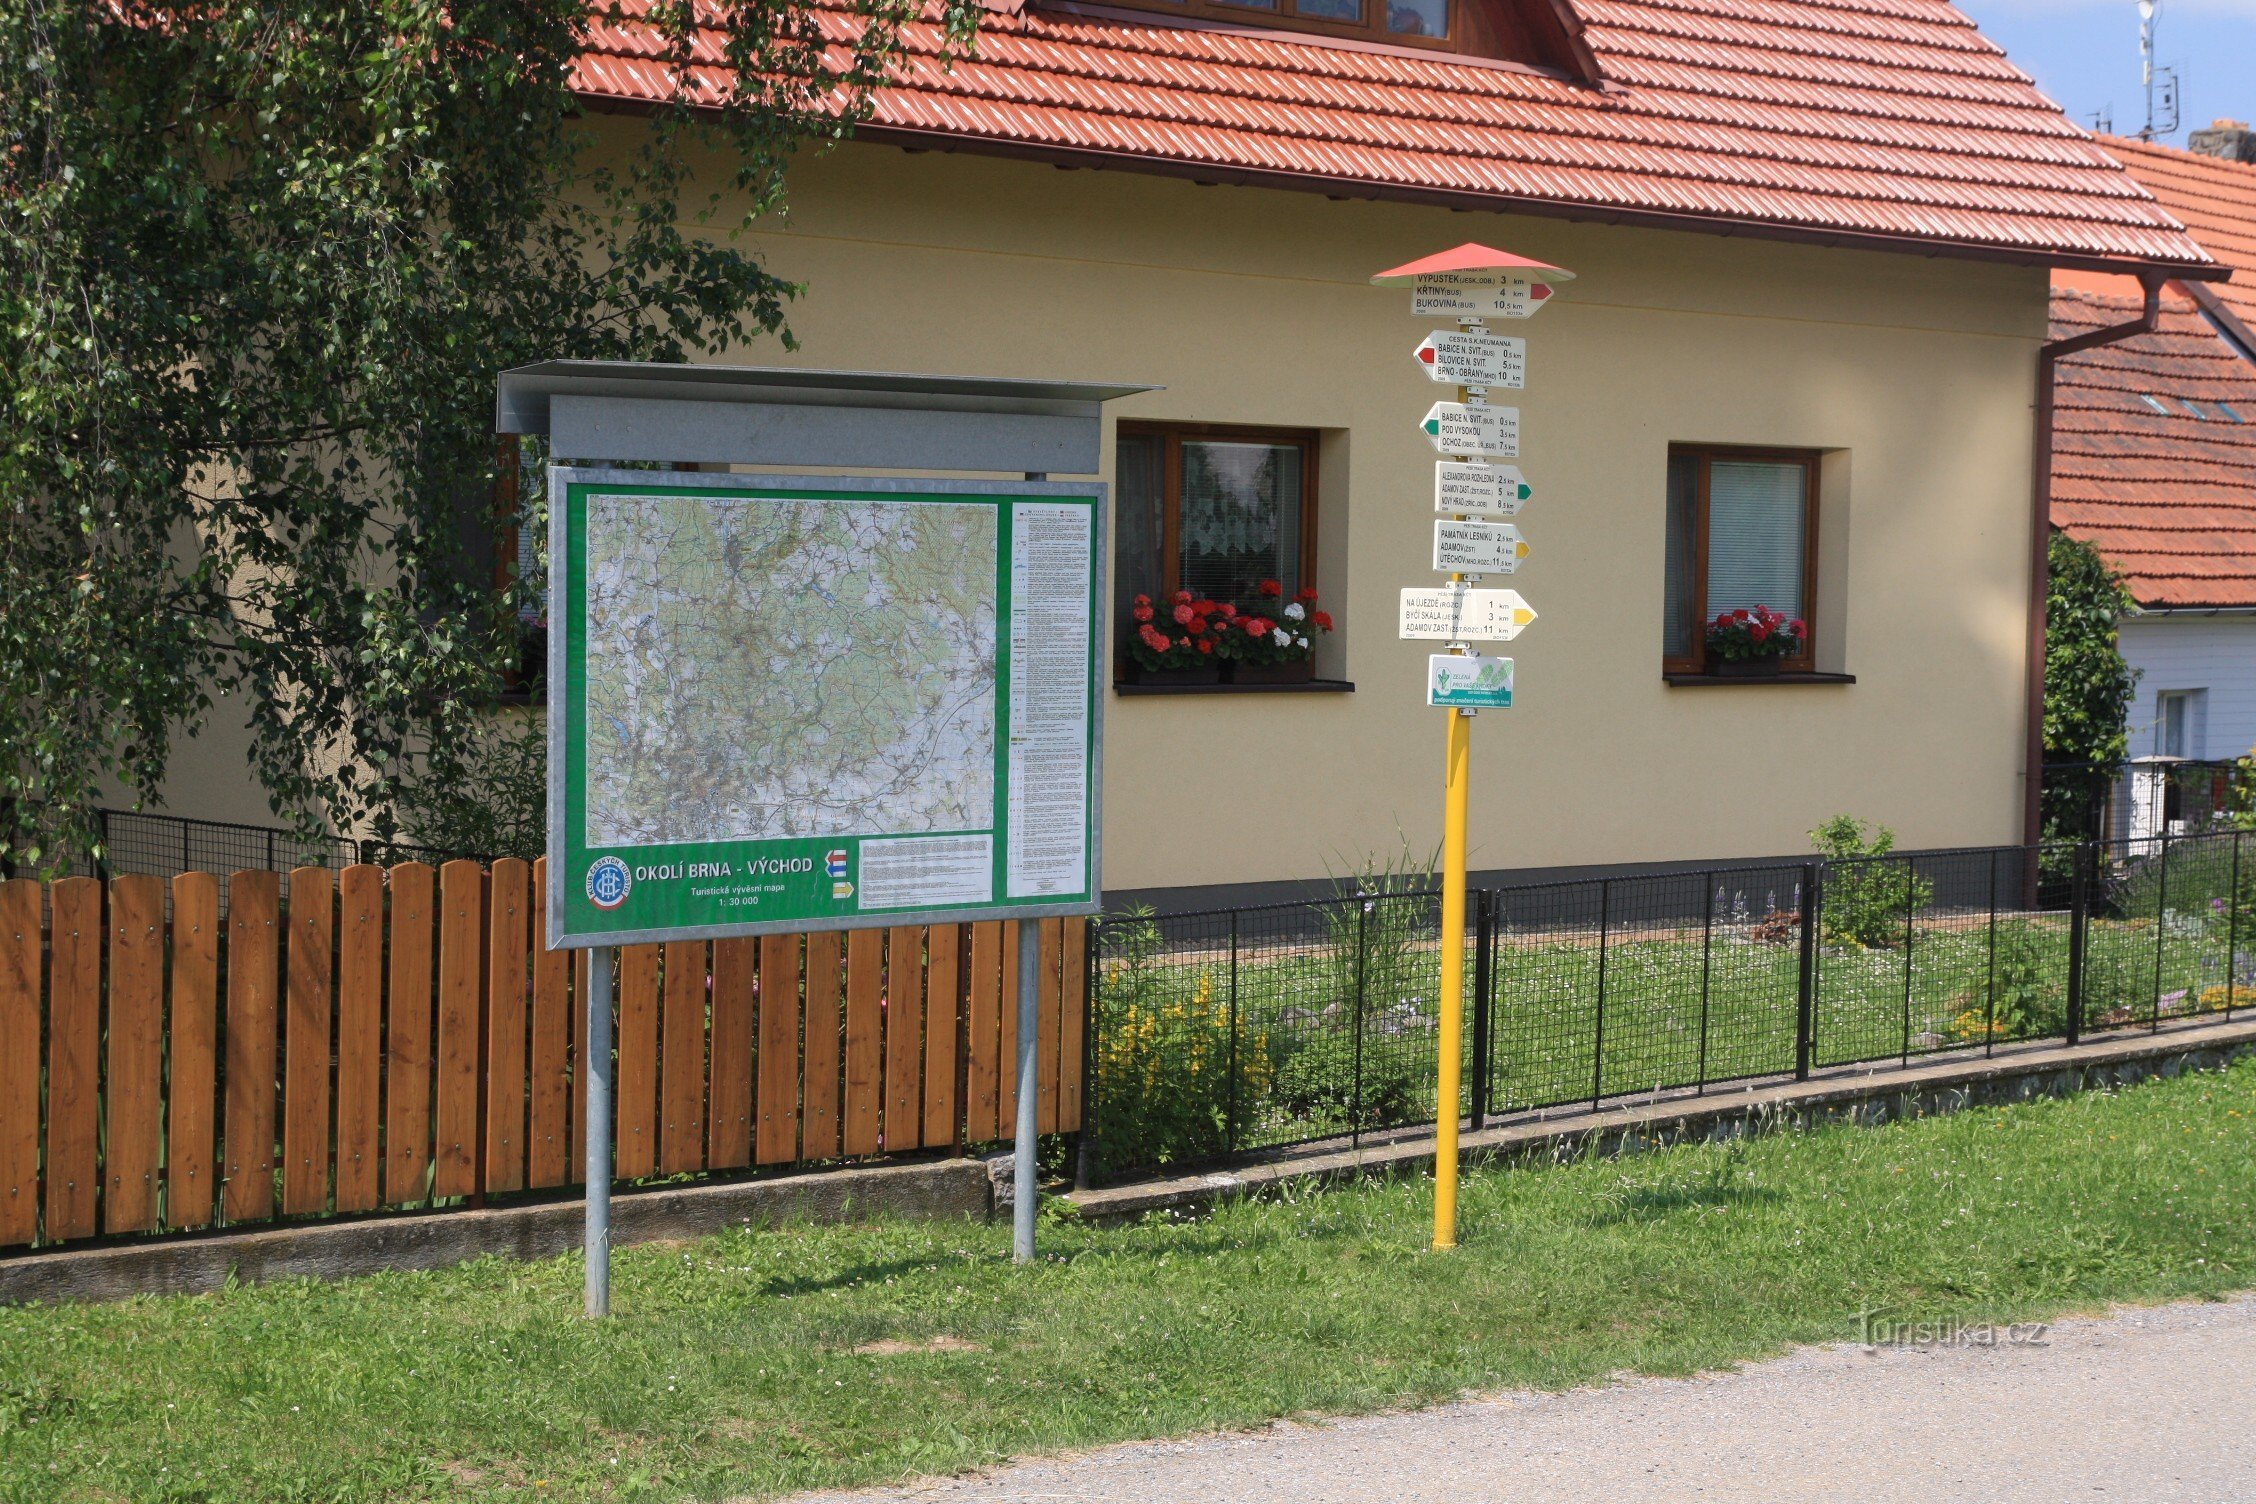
[2050,288,2256,608]
[2099,135,2256,328]
[574,0,2216,274]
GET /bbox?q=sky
[1954,0,2256,144]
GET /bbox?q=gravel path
[783,1295,2256,1503]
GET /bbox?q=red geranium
[1172,603,1194,626]
[1257,579,1282,599]
[1311,610,1334,631]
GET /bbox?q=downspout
[2025,269,2167,853]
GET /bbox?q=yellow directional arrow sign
[1398,584,1538,642]
[1433,519,1528,574]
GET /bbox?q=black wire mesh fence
[1084,829,2256,1184]
[5,805,478,912]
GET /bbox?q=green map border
[548,472,1102,949]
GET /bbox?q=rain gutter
[2025,269,2168,851]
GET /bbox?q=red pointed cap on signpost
[1369,243,1575,285]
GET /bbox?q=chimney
[2188,119,2256,163]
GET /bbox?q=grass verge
[5,1060,2256,1502]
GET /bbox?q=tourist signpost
[1372,245,1573,1251]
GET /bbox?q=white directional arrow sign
[1435,462,1533,518]
[1420,402,1519,459]
[1399,584,1539,642]
[1410,274,1558,320]
[1414,329,1526,388]
[1433,519,1528,573]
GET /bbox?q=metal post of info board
[584,946,615,1317]
[1371,246,1570,1251]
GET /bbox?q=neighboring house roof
[573,0,2216,275]
[2050,287,2256,609]
[2099,134,2256,333]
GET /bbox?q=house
[2049,131,2256,838]
[164,0,2222,905]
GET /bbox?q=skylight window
[2181,399,2209,420]
[2221,402,2248,424]
[1092,0,1597,73]
[2140,395,2170,415]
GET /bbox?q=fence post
[2152,831,2171,1033]
[1984,847,2001,1058]
[1590,879,1612,1108]
[1795,862,1819,1081]
[1226,911,1240,1157]
[2230,831,2244,1023]
[1075,918,1100,1191]
[1899,856,1917,1066]
[1469,890,1491,1131]
[1696,871,1716,1094]
[1351,899,1368,1150]
[2066,840,2091,1048]
[95,808,112,880]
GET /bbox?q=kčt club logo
[586,856,632,910]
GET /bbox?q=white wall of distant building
[2118,612,2256,764]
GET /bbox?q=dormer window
[1089,0,1598,73]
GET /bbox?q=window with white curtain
[1661,447,1819,672]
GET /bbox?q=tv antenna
[2138,0,2181,140]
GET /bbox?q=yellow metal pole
[1433,372,1475,1253]
[1434,696,1471,1250]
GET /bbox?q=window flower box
[1705,605,1804,678]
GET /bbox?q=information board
[546,469,1104,947]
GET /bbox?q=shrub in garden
[1811,815,1934,950]
[1949,922,2068,1043]
[1090,911,1270,1172]
[1270,1030,1425,1132]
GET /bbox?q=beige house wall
[149,128,2052,893]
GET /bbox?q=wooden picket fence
[0,858,1086,1250]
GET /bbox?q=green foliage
[1090,910,1267,1173]
[391,714,548,861]
[2042,533,2140,842]
[1810,815,1933,950]
[1270,1030,1425,1131]
[0,0,977,869]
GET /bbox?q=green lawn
[6,1060,2256,1502]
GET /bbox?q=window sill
[1113,679,1356,697]
[1664,671,1856,687]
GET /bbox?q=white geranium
[1283,601,1306,621]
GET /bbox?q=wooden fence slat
[529,858,573,1190]
[755,935,802,1164]
[884,927,924,1153]
[571,948,589,1179]
[799,932,843,1159]
[964,921,1002,1142]
[383,863,436,1206]
[707,938,755,1170]
[223,871,280,1224]
[333,866,384,1213]
[1037,917,1064,1136]
[483,858,531,1195]
[433,860,484,1199]
[922,924,963,1147]
[281,867,334,1217]
[615,944,661,1179]
[103,875,166,1233]
[997,920,1021,1132]
[46,878,103,1241]
[165,874,220,1231]
[842,928,884,1156]
[659,940,707,1175]
[0,881,38,1245]
[1059,918,1088,1133]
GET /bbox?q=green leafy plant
[0,0,979,870]
[1270,1030,1426,1131]
[1812,815,1933,950]
[2041,533,2139,843]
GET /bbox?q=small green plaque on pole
[1426,653,1514,710]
